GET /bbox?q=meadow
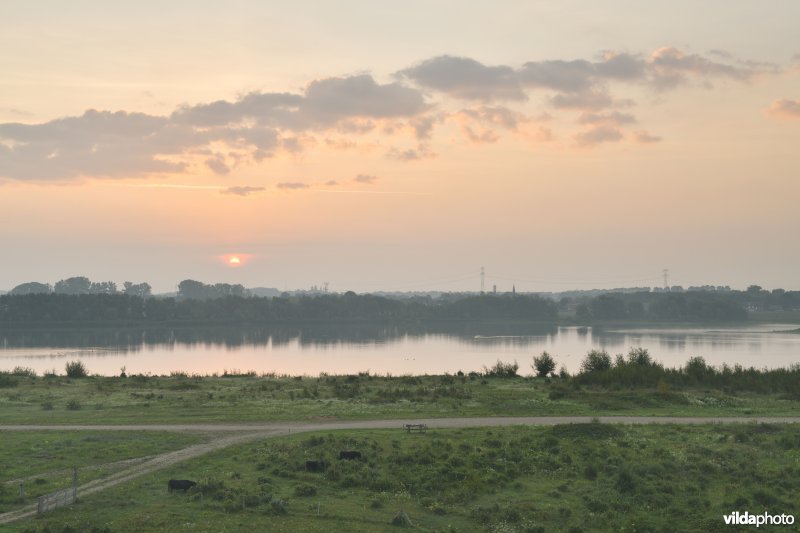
[1,365,799,426]
[8,423,800,532]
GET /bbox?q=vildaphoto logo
[723,511,795,527]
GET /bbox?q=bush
[626,347,653,366]
[483,360,519,378]
[580,350,611,373]
[65,361,88,378]
[66,399,81,410]
[533,351,557,377]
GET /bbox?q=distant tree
[178,279,207,300]
[581,349,612,373]
[532,351,557,377]
[10,282,52,295]
[747,285,763,294]
[575,304,592,321]
[123,281,152,298]
[590,295,627,320]
[89,281,117,294]
[54,276,92,295]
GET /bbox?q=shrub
[66,399,81,410]
[12,367,37,378]
[626,347,653,366]
[580,350,611,373]
[65,361,88,378]
[483,360,519,378]
[533,351,557,377]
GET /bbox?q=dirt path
[1,416,798,525]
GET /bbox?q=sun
[221,254,249,267]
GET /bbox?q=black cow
[339,450,362,460]
[305,460,326,472]
[168,479,197,492]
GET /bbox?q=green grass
[1,373,798,425]
[10,423,800,532]
[0,431,204,513]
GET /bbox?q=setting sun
[228,256,241,265]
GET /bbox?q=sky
[1,1,799,294]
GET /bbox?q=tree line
[0,292,558,324]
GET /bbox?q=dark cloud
[276,182,309,189]
[354,174,378,184]
[325,180,339,186]
[223,186,265,196]
[398,56,526,101]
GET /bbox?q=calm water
[0,323,798,376]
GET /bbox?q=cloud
[205,154,231,175]
[647,47,761,90]
[0,48,783,182]
[767,98,800,119]
[633,130,663,144]
[276,181,309,189]
[550,90,615,110]
[398,55,526,102]
[577,111,637,126]
[0,74,428,181]
[354,174,378,184]
[575,126,624,146]
[222,185,265,196]
[388,143,436,161]
[325,180,339,186]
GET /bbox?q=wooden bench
[403,424,428,433]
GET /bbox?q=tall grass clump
[65,361,88,378]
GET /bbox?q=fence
[36,467,77,515]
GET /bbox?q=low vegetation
[1,348,798,425]
[11,423,800,531]
[0,431,203,514]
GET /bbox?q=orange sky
[1,2,799,293]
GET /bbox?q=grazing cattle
[305,460,326,472]
[339,450,362,460]
[168,479,197,492]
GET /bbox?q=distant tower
[480,267,485,294]
[512,284,516,295]
[663,269,669,290]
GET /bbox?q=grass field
[7,423,800,532]
[0,431,204,514]
[1,372,798,425]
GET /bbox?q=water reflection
[0,323,798,376]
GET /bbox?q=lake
[0,323,798,377]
